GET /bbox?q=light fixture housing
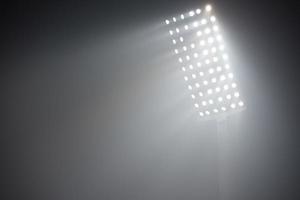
[164,4,245,120]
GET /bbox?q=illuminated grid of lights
[165,4,245,119]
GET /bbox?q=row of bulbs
[165,5,213,25]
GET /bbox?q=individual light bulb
[226,94,232,99]
[199,71,204,76]
[174,49,178,54]
[218,97,223,102]
[184,76,188,81]
[183,46,187,51]
[197,31,202,36]
[189,65,194,69]
[210,16,216,22]
[193,21,199,27]
[181,67,186,71]
[208,99,214,104]
[165,20,170,25]
[172,39,176,44]
[194,103,199,108]
[199,112,204,116]
[190,43,195,48]
[213,25,219,32]
[202,101,207,106]
[230,103,236,109]
[201,19,207,25]
[181,14,185,19]
[169,30,173,35]
[238,101,244,107]
[189,11,195,16]
[184,25,189,30]
[178,57,183,63]
[179,37,184,42]
[191,94,196,99]
[188,85,193,90]
[215,87,221,92]
[234,92,240,98]
[232,82,237,88]
[173,17,176,22]
[199,92,204,97]
[196,9,201,14]
[205,4,212,12]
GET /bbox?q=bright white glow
[169,30,173,35]
[199,112,204,116]
[210,16,216,22]
[188,85,192,90]
[207,89,213,94]
[228,73,234,79]
[179,37,184,42]
[234,92,240,98]
[215,87,221,92]
[238,101,244,107]
[201,19,207,25]
[205,28,211,34]
[181,67,186,71]
[203,80,208,85]
[174,49,178,54]
[211,47,217,53]
[213,109,219,113]
[220,75,226,81]
[197,62,202,67]
[197,31,202,36]
[205,59,210,64]
[193,21,199,27]
[194,103,199,108]
[199,92,203,97]
[222,53,229,60]
[213,25,219,32]
[189,65,194,69]
[199,71,204,76]
[230,103,236,109]
[224,84,229,90]
[172,39,176,44]
[218,97,223,102]
[183,46,187,51]
[226,94,232,100]
[195,83,200,88]
[194,53,198,58]
[202,101,207,106]
[181,14,185,19]
[200,40,206,46]
[205,110,210,115]
[209,68,214,74]
[186,55,190,60]
[221,106,226,111]
[191,43,195,48]
[176,28,180,33]
[219,44,225,51]
[213,57,218,62]
[203,49,208,55]
[208,37,214,44]
[216,66,222,72]
[211,77,217,83]
[173,17,176,22]
[217,34,223,41]
[184,25,189,30]
[208,99,214,104]
[224,64,230,69]
[192,74,196,79]
[178,58,183,63]
[205,4,212,12]
[191,94,196,99]
[189,11,195,16]
[165,20,170,25]
[196,9,201,14]
[184,76,188,81]
[232,82,237,88]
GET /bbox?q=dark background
[1,0,300,199]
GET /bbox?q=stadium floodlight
[164,4,245,120]
[163,4,246,199]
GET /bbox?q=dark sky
[1,0,300,199]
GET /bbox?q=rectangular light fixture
[165,4,245,119]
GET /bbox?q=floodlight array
[165,4,245,119]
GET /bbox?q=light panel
[164,4,245,119]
